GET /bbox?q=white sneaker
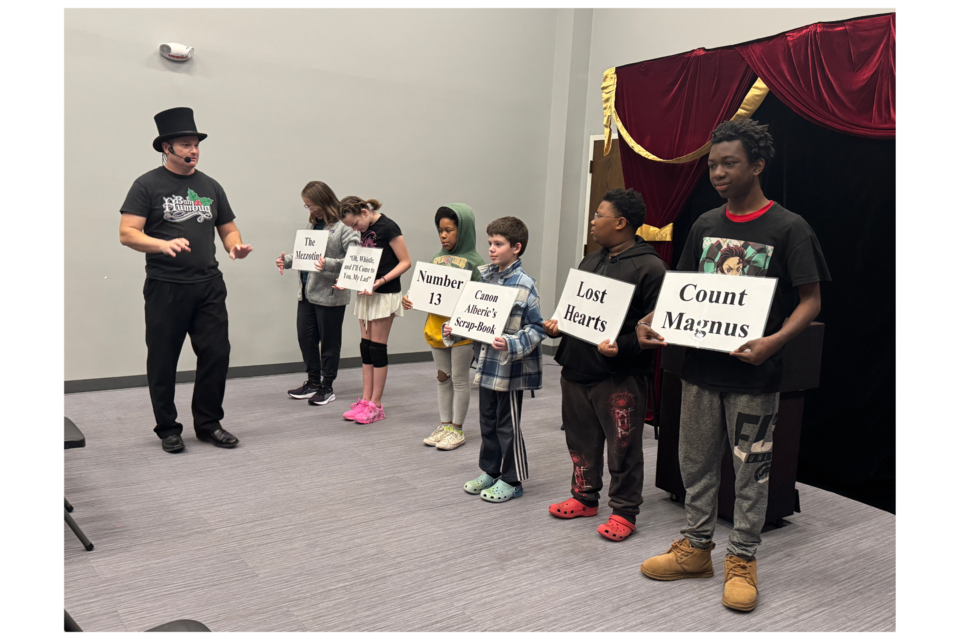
[436,428,466,451]
[423,425,447,447]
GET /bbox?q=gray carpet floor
[64,360,895,632]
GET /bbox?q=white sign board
[447,281,518,344]
[652,271,777,352]
[291,230,330,271]
[337,246,383,292]
[550,268,636,346]
[405,261,472,317]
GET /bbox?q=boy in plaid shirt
[443,217,546,503]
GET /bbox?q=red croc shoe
[548,497,599,519]
[598,515,636,541]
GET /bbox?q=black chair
[65,610,210,632]
[64,417,93,551]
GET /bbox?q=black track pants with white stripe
[477,387,529,483]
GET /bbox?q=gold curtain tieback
[602,67,769,163]
[636,223,673,242]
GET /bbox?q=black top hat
[152,107,208,152]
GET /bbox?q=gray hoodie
[283,220,360,307]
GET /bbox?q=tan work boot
[640,538,716,580]
[722,554,758,612]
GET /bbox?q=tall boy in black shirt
[543,188,667,542]
[636,120,830,612]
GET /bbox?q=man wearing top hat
[119,107,252,453]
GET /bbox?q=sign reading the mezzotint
[447,281,518,344]
[291,230,330,271]
[405,261,472,317]
[337,246,383,292]
[550,268,636,346]
[652,271,778,352]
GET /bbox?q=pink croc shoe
[548,497,599,519]
[598,515,636,541]
[343,398,369,421]
[355,402,385,425]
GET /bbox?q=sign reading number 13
[405,261,472,317]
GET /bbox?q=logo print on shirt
[360,230,378,248]
[698,238,774,277]
[163,188,214,223]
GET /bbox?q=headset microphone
[164,144,194,164]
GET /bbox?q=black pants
[478,387,529,483]
[296,296,346,386]
[144,276,230,439]
[560,374,648,522]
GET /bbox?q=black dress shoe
[196,428,239,448]
[161,435,185,453]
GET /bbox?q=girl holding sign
[276,181,360,406]
[337,197,411,425]
[401,204,484,450]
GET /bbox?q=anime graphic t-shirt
[120,166,236,283]
[360,213,403,293]
[675,202,831,394]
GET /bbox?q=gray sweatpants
[431,344,474,426]
[679,380,779,559]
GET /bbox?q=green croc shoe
[480,479,523,503]
[464,473,498,495]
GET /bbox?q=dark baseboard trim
[65,351,436,394]
[542,343,557,356]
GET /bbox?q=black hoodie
[554,237,667,384]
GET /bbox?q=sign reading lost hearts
[551,268,636,346]
[405,261,472,317]
[337,246,383,292]
[291,230,330,271]
[447,281,518,344]
[652,271,777,352]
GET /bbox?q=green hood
[431,203,484,281]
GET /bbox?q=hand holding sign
[447,281,516,344]
[651,272,777,352]
[291,230,329,271]
[337,246,383,293]
[550,269,636,346]
[405,262,472,317]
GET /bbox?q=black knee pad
[369,341,389,368]
[359,338,373,365]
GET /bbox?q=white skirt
[353,291,405,323]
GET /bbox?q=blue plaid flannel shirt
[444,259,546,392]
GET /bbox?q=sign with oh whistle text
[406,261,472,317]
[652,271,778,352]
[337,246,383,292]
[291,230,330,271]
[551,268,636,346]
[447,281,518,344]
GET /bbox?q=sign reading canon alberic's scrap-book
[447,281,518,344]
[550,268,636,346]
[652,271,777,352]
[291,230,330,271]
[337,246,383,292]
[405,261,472,317]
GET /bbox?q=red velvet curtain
[615,48,756,265]
[736,14,895,139]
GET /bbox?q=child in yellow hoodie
[402,204,484,450]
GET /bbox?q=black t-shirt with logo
[675,202,831,394]
[120,166,236,282]
[360,213,403,294]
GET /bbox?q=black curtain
[671,92,895,513]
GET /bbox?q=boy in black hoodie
[543,188,667,541]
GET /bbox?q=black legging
[296,296,346,387]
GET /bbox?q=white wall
[65,8,561,380]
